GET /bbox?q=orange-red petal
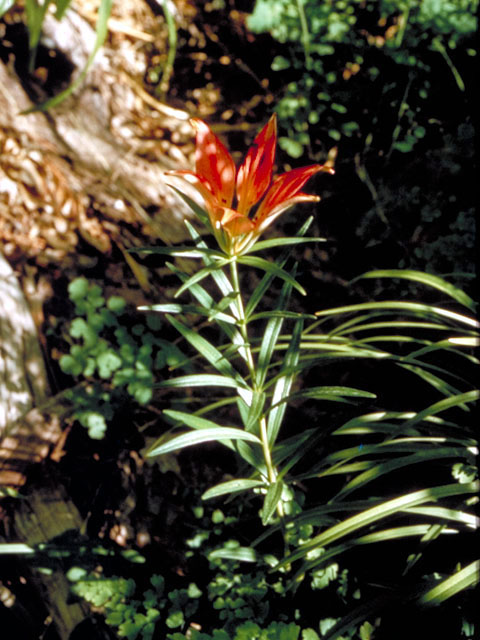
[255,193,320,233]
[191,119,236,208]
[236,114,277,216]
[254,164,332,226]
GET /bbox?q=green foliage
[0,0,114,110]
[248,0,477,158]
[59,277,185,438]
[168,620,306,640]
[70,571,202,639]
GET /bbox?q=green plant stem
[158,0,178,98]
[229,260,282,514]
[431,36,465,92]
[229,259,256,379]
[295,0,312,71]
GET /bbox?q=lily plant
[134,114,479,632]
[141,114,334,518]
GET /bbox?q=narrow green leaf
[166,314,244,384]
[276,482,479,568]
[174,261,231,299]
[284,386,376,404]
[184,220,235,299]
[267,319,303,447]
[400,391,479,431]
[202,479,265,500]
[333,447,471,501]
[0,543,35,554]
[132,245,223,260]
[333,411,420,435]
[183,222,254,365]
[299,525,457,577]
[235,439,267,473]
[54,0,74,20]
[208,547,257,562]
[245,217,313,318]
[417,561,480,606]
[244,390,266,432]
[261,481,284,525]
[155,374,245,390]
[249,310,316,321]
[403,506,477,528]
[239,255,306,295]
[401,340,479,367]
[256,274,296,389]
[334,320,453,337]
[168,186,211,229]
[25,0,51,69]
[148,427,261,456]
[356,270,476,312]
[164,261,244,352]
[140,303,236,325]
[244,236,327,254]
[163,409,238,432]
[315,301,479,329]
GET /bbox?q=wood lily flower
[167,114,333,255]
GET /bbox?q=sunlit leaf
[166,314,245,384]
[315,301,479,329]
[154,374,246,390]
[245,217,314,318]
[256,272,296,389]
[244,236,327,254]
[148,426,261,456]
[131,245,224,260]
[262,480,284,525]
[267,318,303,447]
[417,561,480,606]
[239,255,306,295]
[202,478,265,500]
[208,546,257,562]
[276,482,478,569]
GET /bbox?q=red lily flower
[167,114,333,254]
